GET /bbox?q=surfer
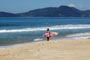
[44,28,59,41]
[45,28,51,41]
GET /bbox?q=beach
[0,39,90,60]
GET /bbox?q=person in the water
[45,28,51,41]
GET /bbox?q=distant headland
[0,5,90,17]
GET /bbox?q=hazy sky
[0,0,90,13]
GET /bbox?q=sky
[0,0,90,13]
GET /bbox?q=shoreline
[0,37,89,48]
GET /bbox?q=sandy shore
[0,39,90,60]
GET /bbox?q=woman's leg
[47,37,49,41]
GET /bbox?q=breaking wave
[0,24,90,33]
[65,32,90,40]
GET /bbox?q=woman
[45,28,51,41]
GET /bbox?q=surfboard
[43,32,59,37]
[51,32,59,36]
[34,32,59,41]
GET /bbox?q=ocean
[0,17,90,46]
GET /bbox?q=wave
[66,32,90,39]
[0,24,90,33]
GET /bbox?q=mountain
[58,6,82,17]
[0,5,90,17]
[0,12,18,17]
[83,10,90,17]
[18,7,59,17]
[18,6,90,17]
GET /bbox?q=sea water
[0,17,90,46]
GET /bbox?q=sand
[0,39,90,60]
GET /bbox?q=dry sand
[0,39,90,60]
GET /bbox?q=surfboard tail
[51,32,59,36]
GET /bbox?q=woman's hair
[47,28,49,31]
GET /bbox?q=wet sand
[0,39,90,60]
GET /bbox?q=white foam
[0,24,90,33]
[66,32,90,39]
[34,38,44,41]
